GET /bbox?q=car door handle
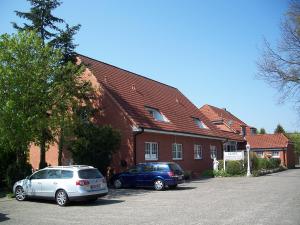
[53,182,57,185]
[38,182,42,184]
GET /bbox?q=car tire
[15,186,26,201]
[168,184,178,189]
[55,189,69,206]
[154,179,165,191]
[114,179,122,189]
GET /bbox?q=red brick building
[199,105,295,168]
[30,55,245,176]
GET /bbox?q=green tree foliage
[69,122,121,174]
[274,124,286,134]
[286,132,300,154]
[259,128,266,134]
[12,0,87,167]
[0,31,63,161]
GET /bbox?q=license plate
[178,175,183,180]
[91,184,101,190]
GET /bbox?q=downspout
[133,127,144,165]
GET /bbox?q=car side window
[47,170,61,179]
[143,165,154,172]
[31,170,48,179]
[61,170,73,179]
[128,166,141,173]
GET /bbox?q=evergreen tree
[259,128,266,134]
[274,124,286,134]
[12,0,89,168]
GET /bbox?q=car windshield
[78,169,103,179]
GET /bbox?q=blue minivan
[111,162,184,191]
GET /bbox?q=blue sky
[0,0,298,133]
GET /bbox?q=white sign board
[224,151,244,161]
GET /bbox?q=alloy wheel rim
[115,180,121,188]
[16,187,25,200]
[57,191,66,205]
[155,180,163,190]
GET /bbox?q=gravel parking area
[1,169,300,225]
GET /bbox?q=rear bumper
[164,177,184,186]
[69,192,108,201]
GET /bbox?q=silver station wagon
[13,165,108,206]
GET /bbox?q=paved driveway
[1,169,300,225]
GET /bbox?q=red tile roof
[246,133,289,149]
[199,104,252,134]
[78,54,244,141]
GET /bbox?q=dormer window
[193,117,208,129]
[145,107,169,122]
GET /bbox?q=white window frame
[145,107,169,122]
[172,143,183,160]
[145,142,158,160]
[272,151,280,158]
[194,144,203,159]
[210,145,217,159]
[193,118,208,129]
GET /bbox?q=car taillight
[76,180,90,186]
[168,171,175,177]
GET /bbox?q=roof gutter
[143,128,227,141]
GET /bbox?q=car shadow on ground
[21,198,124,207]
[69,199,124,207]
[0,213,10,222]
[107,188,153,199]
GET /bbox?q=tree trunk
[58,130,64,166]
[39,129,47,169]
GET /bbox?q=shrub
[218,160,224,171]
[184,170,192,180]
[226,160,244,175]
[201,169,214,177]
[5,162,32,189]
[213,169,229,177]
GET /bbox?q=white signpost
[246,143,251,177]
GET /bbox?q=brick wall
[136,132,223,177]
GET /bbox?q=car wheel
[15,186,26,201]
[154,179,165,191]
[114,179,122,189]
[168,184,178,189]
[55,189,69,206]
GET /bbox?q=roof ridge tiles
[77,53,178,91]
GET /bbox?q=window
[30,170,47,180]
[210,145,217,159]
[47,170,61,179]
[250,128,257,135]
[193,118,208,129]
[272,151,280,158]
[145,107,169,122]
[224,141,237,152]
[145,142,158,160]
[172,143,183,160]
[78,169,103,179]
[61,170,73,179]
[256,151,264,158]
[194,144,203,159]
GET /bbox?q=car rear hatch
[77,169,107,192]
[168,163,184,182]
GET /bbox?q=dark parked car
[111,162,184,191]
